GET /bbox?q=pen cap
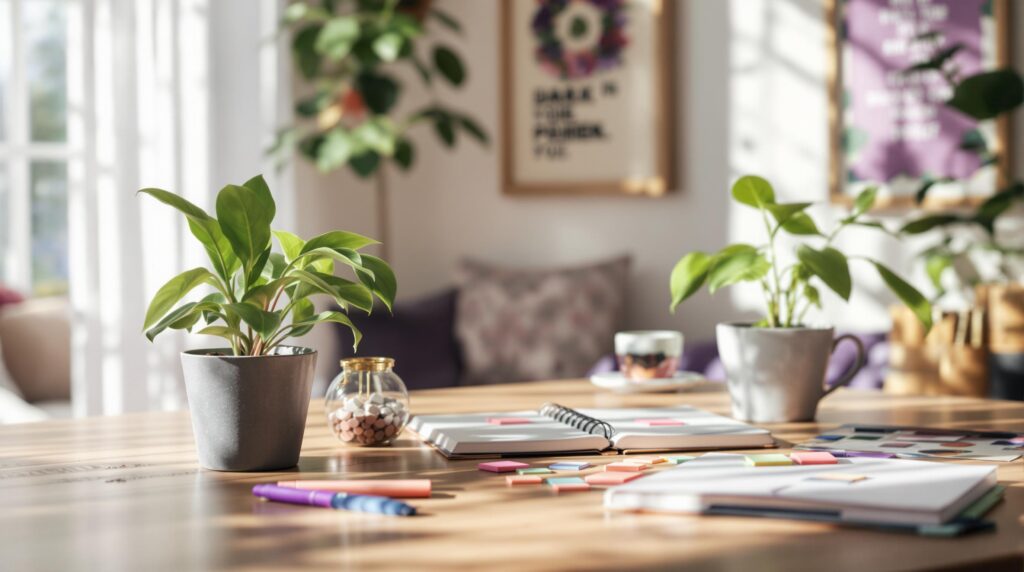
[331,494,416,516]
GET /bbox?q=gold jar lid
[340,357,395,372]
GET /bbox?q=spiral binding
[539,402,615,440]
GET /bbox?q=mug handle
[822,334,866,397]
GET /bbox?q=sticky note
[585,472,645,485]
[813,434,844,441]
[625,457,664,465]
[810,473,867,483]
[550,482,591,492]
[546,477,586,485]
[661,456,695,465]
[487,417,532,425]
[790,451,837,465]
[1010,436,1024,445]
[548,461,591,471]
[880,442,915,448]
[517,468,554,475]
[506,475,543,486]
[635,419,686,426]
[478,460,529,473]
[606,462,647,472]
[745,454,793,467]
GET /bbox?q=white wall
[293,0,1024,387]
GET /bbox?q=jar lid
[340,357,395,372]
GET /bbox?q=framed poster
[828,0,1011,208]
[501,0,675,197]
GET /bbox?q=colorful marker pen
[252,484,416,516]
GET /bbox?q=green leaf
[292,25,323,79]
[138,188,238,281]
[430,8,462,33]
[433,46,465,86]
[246,247,272,289]
[244,275,300,308]
[215,184,276,270]
[316,128,353,172]
[300,270,374,312]
[435,115,456,147]
[797,245,851,301]
[315,16,359,61]
[302,230,378,253]
[294,246,367,277]
[900,214,962,234]
[289,298,316,337]
[144,268,216,329]
[411,56,432,85]
[353,120,396,156]
[372,32,404,62]
[852,186,878,217]
[765,202,812,226]
[349,151,380,178]
[871,261,933,331]
[707,245,771,294]
[394,138,414,170]
[804,284,822,309]
[849,220,894,235]
[354,254,397,312]
[669,252,711,312]
[948,69,1024,120]
[780,212,822,236]
[458,115,489,145]
[292,311,362,351]
[731,175,775,208]
[145,302,199,342]
[196,325,249,346]
[914,177,954,204]
[355,72,398,114]
[225,303,283,341]
[974,185,1022,234]
[273,229,306,262]
[925,253,952,292]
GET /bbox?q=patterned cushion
[455,256,630,385]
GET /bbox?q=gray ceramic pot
[716,323,865,423]
[180,346,317,471]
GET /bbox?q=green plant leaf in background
[354,254,397,311]
[138,188,239,283]
[731,175,775,208]
[394,138,414,169]
[435,115,456,147]
[293,311,363,351]
[765,202,812,227]
[292,25,323,79]
[349,151,381,178]
[315,16,360,61]
[355,72,399,115]
[670,252,711,312]
[302,230,378,253]
[797,245,851,300]
[433,45,465,86]
[316,128,353,172]
[900,214,963,234]
[852,186,878,217]
[225,303,283,341]
[925,252,952,294]
[707,245,771,293]
[144,267,217,329]
[871,260,933,331]
[372,32,404,62]
[215,184,275,272]
[780,212,822,236]
[947,69,1024,121]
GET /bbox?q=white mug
[716,323,865,422]
[615,330,684,381]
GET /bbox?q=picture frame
[500,0,676,197]
[827,0,1012,209]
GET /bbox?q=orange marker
[277,479,431,498]
[606,462,647,472]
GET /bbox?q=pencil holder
[325,358,410,446]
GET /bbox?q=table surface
[2,380,1023,572]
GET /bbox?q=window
[0,0,72,296]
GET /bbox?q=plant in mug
[140,174,396,356]
[669,175,933,330]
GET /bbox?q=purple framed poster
[829,0,1010,208]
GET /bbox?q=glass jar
[325,357,410,447]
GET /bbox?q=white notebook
[605,453,998,525]
[407,403,774,458]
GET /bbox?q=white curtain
[69,0,291,416]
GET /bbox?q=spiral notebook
[407,403,774,458]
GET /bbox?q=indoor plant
[276,0,488,258]
[669,175,932,422]
[140,174,396,471]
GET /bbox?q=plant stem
[761,210,783,327]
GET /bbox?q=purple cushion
[333,289,461,391]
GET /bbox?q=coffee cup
[615,330,683,381]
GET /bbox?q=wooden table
[2,380,1023,571]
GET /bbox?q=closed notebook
[605,453,998,526]
[407,403,773,457]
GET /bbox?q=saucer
[589,371,707,394]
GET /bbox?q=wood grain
[1,380,1023,571]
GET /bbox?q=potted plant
[669,175,932,422]
[140,174,396,471]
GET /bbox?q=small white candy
[384,414,394,426]
[368,393,384,404]
[365,404,380,416]
[344,400,361,413]
[379,407,392,417]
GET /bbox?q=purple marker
[252,484,416,516]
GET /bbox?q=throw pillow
[455,256,630,385]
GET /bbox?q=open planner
[605,453,1001,534]
[407,403,774,458]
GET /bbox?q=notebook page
[579,407,773,450]
[408,411,610,456]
